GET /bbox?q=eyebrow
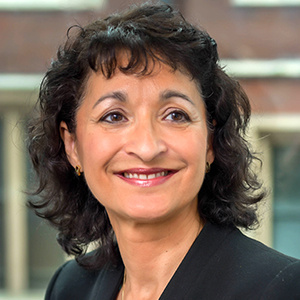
[92,91,127,109]
[160,90,195,106]
[92,89,195,109]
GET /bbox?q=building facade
[0,0,299,298]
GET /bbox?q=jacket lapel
[159,223,235,300]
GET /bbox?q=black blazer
[45,222,300,299]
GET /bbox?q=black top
[45,222,300,299]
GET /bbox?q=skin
[61,62,214,299]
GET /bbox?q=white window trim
[221,59,300,78]
[231,0,300,7]
[0,0,106,11]
[2,110,28,293]
[0,74,43,91]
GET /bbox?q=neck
[109,207,203,300]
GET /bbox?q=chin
[124,205,176,223]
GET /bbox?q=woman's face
[61,62,214,224]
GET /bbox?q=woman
[27,3,300,300]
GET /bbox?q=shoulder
[219,225,300,298]
[45,259,96,299]
[45,255,124,300]
[228,226,299,269]
[202,222,299,269]
[234,232,300,299]
[260,260,300,299]
[198,223,300,299]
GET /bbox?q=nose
[123,121,167,162]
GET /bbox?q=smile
[116,169,176,187]
[123,171,169,180]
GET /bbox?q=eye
[164,110,191,123]
[100,112,127,124]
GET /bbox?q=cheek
[77,132,120,170]
[178,130,207,159]
[180,132,208,183]
[77,133,119,201]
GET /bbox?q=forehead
[84,62,201,103]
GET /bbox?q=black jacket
[45,222,300,299]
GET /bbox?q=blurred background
[0,0,299,299]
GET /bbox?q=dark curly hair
[27,2,265,269]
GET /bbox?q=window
[27,167,65,289]
[0,91,65,299]
[0,0,106,10]
[250,116,300,257]
[0,119,4,289]
[272,134,300,258]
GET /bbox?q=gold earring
[75,165,82,176]
[205,162,211,173]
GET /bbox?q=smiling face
[61,62,214,225]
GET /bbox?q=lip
[115,168,177,187]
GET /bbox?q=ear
[60,121,81,169]
[206,120,216,165]
[206,135,215,165]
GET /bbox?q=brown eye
[165,110,190,123]
[110,113,123,122]
[101,112,127,123]
[171,112,184,121]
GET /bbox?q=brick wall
[0,0,299,112]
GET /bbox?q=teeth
[123,171,168,179]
